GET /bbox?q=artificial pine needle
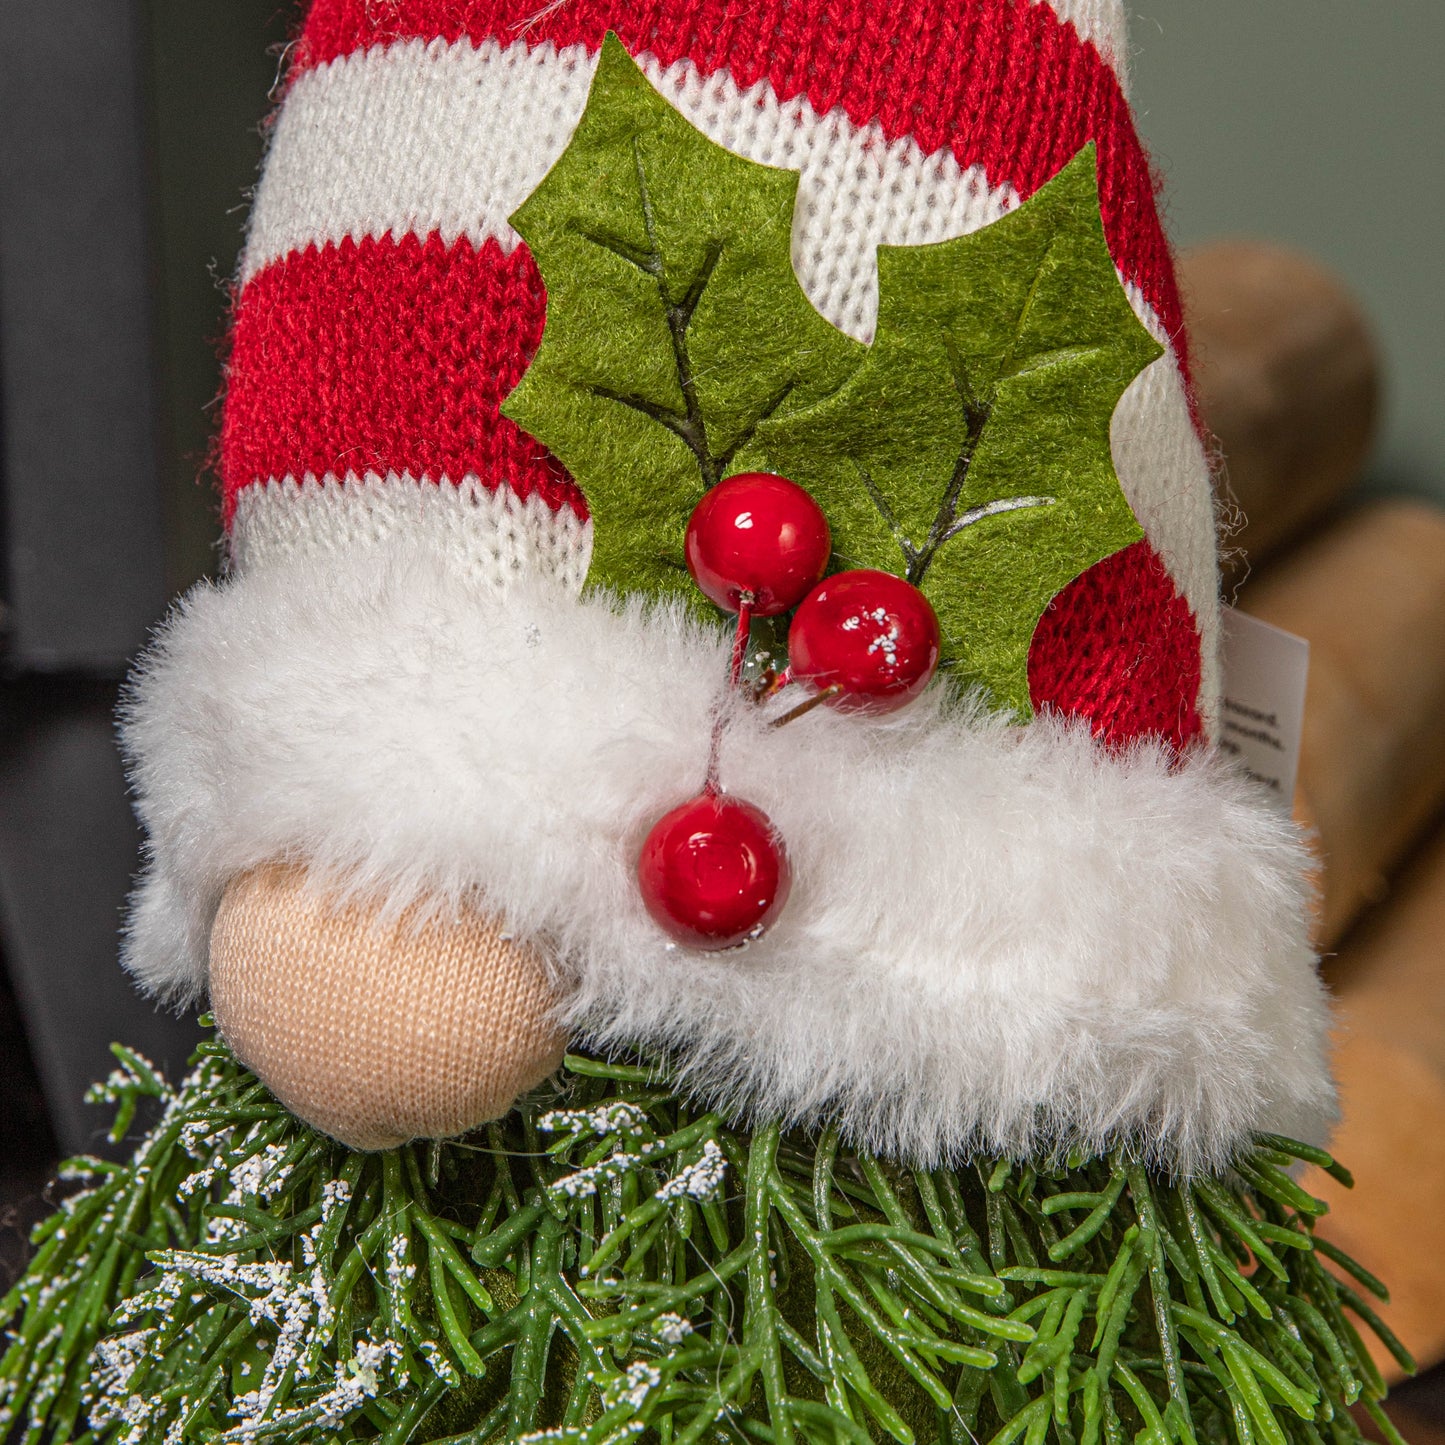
[0,1038,1412,1445]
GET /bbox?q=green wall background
[142,2,1445,593]
[1129,1,1445,505]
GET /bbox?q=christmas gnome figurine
[1,2,1414,1443]
[122,0,1331,1162]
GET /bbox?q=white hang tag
[1218,607,1309,814]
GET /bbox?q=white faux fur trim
[123,545,1333,1172]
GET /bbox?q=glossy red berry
[637,792,791,950]
[788,569,941,713]
[684,473,831,617]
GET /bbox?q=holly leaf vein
[752,147,1163,717]
[503,42,1162,718]
[502,35,864,603]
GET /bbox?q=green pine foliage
[0,1037,1412,1445]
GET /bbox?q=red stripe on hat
[293,0,1188,365]
[1030,541,1204,750]
[221,232,583,523]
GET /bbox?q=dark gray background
[0,1,290,1159]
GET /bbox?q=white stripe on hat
[230,472,591,592]
[244,37,1017,347]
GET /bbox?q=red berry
[637,792,791,950]
[684,473,831,617]
[788,569,941,713]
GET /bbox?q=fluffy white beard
[123,542,1333,1172]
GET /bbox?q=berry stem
[704,593,758,794]
[730,595,755,689]
[769,686,842,729]
[758,667,793,701]
[703,713,724,796]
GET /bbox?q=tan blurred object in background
[1187,240,1445,1383]
[1306,821,1445,1380]
[1184,242,1445,952]
[1240,501,1445,949]
[1181,242,1379,581]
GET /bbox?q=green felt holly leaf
[750,146,1162,718]
[503,39,1160,719]
[502,34,865,601]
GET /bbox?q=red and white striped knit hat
[124,0,1333,1171]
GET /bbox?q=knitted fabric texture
[224,0,1219,728]
[210,864,567,1151]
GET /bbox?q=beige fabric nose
[209,864,568,1150]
